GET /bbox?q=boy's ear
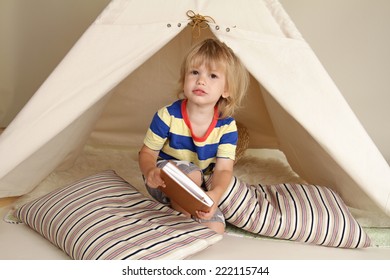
[222,89,230,99]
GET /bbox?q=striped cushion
[219,176,371,248]
[14,170,222,259]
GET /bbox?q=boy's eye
[210,73,218,79]
[190,70,199,75]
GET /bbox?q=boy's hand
[196,208,215,220]
[145,167,165,189]
[195,190,219,220]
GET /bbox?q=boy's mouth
[193,89,206,96]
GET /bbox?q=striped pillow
[13,170,222,260]
[219,176,371,248]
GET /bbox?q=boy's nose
[197,77,205,85]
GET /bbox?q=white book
[160,162,214,216]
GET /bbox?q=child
[138,38,249,234]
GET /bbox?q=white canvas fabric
[0,0,389,221]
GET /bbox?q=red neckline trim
[181,99,218,142]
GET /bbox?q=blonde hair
[177,38,249,118]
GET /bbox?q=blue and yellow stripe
[144,99,237,172]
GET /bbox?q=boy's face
[183,62,229,108]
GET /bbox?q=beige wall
[280,0,390,162]
[1,0,389,162]
[0,0,110,125]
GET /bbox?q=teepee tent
[0,0,389,218]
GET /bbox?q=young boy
[139,38,249,234]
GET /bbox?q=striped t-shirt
[144,99,238,174]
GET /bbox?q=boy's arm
[209,157,234,199]
[138,144,165,188]
[197,157,233,219]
